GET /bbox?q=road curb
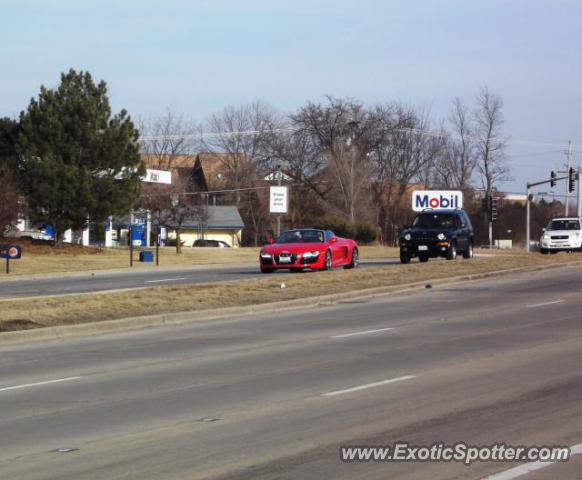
[1,260,581,346]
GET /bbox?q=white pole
[104,216,113,247]
[526,187,531,252]
[82,217,90,246]
[146,210,151,247]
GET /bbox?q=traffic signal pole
[565,141,572,216]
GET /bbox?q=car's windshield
[412,213,456,229]
[276,229,324,243]
[548,219,580,230]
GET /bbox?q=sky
[2,0,582,194]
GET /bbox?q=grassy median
[0,244,401,276]
[0,251,579,332]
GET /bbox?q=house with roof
[139,152,247,246]
[165,205,245,247]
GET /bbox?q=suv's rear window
[548,219,580,230]
[413,213,456,229]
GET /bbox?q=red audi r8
[259,229,359,273]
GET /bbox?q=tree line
[1,68,522,248]
[141,91,511,245]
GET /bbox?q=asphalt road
[1,265,582,479]
[0,259,399,298]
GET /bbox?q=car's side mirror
[267,238,274,244]
[330,237,338,243]
[542,228,546,232]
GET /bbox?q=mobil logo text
[412,191,464,212]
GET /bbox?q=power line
[508,150,563,159]
[140,126,578,151]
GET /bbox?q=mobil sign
[412,190,463,212]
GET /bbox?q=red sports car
[259,229,359,273]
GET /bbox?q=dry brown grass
[1,251,578,331]
[0,247,261,276]
[1,245,401,276]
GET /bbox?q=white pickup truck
[4,226,53,241]
[539,217,582,253]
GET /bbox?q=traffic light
[569,167,576,193]
[490,196,498,222]
[550,171,557,188]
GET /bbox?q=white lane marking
[322,375,416,397]
[482,442,582,480]
[526,299,564,308]
[144,277,187,284]
[331,327,394,339]
[0,376,83,393]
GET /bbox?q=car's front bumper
[400,241,450,257]
[260,253,325,270]
[540,237,581,251]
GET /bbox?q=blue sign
[0,244,22,260]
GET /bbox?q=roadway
[0,259,399,298]
[0,266,581,479]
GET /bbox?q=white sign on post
[412,190,463,212]
[142,169,172,185]
[269,186,288,214]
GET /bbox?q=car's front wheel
[463,243,474,259]
[419,255,429,263]
[540,248,549,255]
[400,252,410,264]
[446,242,457,260]
[324,250,332,271]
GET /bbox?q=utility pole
[565,140,572,216]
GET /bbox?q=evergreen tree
[17,69,144,243]
[0,117,19,172]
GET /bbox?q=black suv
[399,209,474,263]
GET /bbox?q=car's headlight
[571,232,580,238]
[302,251,320,258]
[437,233,446,240]
[260,252,272,259]
[403,233,411,241]
[543,234,550,240]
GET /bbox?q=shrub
[314,216,377,244]
[353,223,377,244]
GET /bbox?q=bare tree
[367,104,441,242]
[429,99,477,190]
[292,96,377,222]
[449,98,477,190]
[205,100,283,183]
[473,87,510,197]
[138,109,198,169]
[204,101,283,245]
